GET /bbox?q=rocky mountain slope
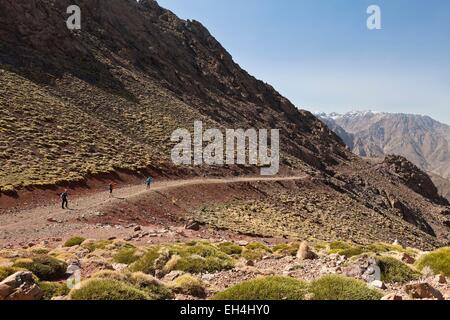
[316,111,450,179]
[1,1,450,250]
[0,0,344,192]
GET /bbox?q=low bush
[376,257,420,283]
[113,247,140,265]
[309,275,383,300]
[415,247,450,276]
[70,278,151,300]
[13,255,68,281]
[64,236,86,247]
[169,274,206,298]
[217,242,243,255]
[241,242,271,261]
[211,276,309,300]
[39,281,70,300]
[92,270,173,300]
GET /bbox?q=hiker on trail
[60,190,69,209]
[146,176,153,189]
[109,182,114,197]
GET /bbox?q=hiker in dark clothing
[109,183,114,197]
[61,190,69,209]
[146,176,153,188]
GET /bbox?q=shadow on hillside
[0,44,138,103]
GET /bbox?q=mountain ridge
[316,111,450,179]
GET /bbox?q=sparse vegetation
[309,275,383,300]
[13,255,68,281]
[416,247,450,276]
[376,257,420,283]
[130,242,235,275]
[211,276,309,300]
[64,237,86,247]
[329,241,416,258]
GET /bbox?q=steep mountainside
[317,111,450,179]
[0,0,346,191]
[0,1,450,249]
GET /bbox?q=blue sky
[157,0,450,124]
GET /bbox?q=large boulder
[404,282,444,300]
[296,242,318,260]
[0,271,43,300]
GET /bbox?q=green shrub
[131,242,235,274]
[416,247,450,276]
[13,255,68,281]
[70,279,151,300]
[377,257,420,283]
[81,239,112,252]
[39,281,69,300]
[93,270,173,300]
[241,242,271,261]
[309,275,383,300]
[169,274,206,298]
[113,248,140,265]
[272,243,299,256]
[217,242,243,255]
[211,276,309,300]
[30,247,50,255]
[129,247,161,274]
[64,236,86,247]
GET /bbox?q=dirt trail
[0,175,306,247]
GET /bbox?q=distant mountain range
[316,111,450,180]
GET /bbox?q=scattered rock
[134,226,142,232]
[405,283,444,300]
[164,271,185,282]
[437,274,447,284]
[184,220,201,231]
[401,253,415,264]
[0,271,44,300]
[237,240,249,246]
[112,263,128,271]
[370,280,387,290]
[381,293,403,300]
[296,241,317,260]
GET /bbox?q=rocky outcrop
[381,155,448,205]
[0,271,43,300]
